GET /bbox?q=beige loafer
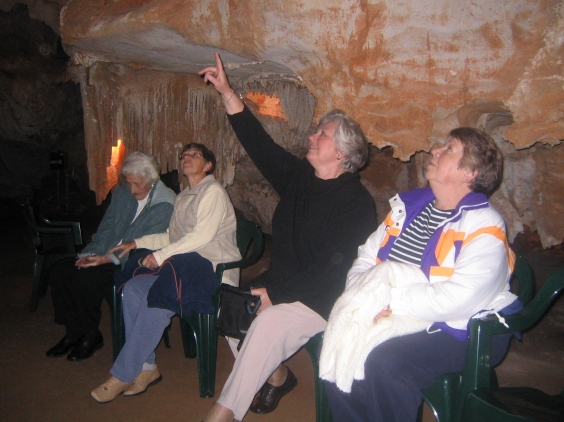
[91,376,131,403]
[123,367,162,397]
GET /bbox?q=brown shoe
[123,367,162,397]
[249,368,298,414]
[91,376,131,403]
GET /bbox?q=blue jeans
[325,329,512,422]
[110,275,174,382]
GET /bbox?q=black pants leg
[50,259,119,339]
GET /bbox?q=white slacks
[217,301,326,420]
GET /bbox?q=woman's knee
[246,306,297,342]
[363,340,411,383]
[123,276,152,299]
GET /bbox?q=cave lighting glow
[105,138,125,188]
[246,93,288,120]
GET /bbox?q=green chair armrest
[215,259,249,282]
[39,215,83,246]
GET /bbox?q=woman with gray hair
[324,127,516,422]
[46,152,176,362]
[198,53,377,422]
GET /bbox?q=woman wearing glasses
[199,53,377,422]
[90,143,241,403]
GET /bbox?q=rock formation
[1,0,563,247]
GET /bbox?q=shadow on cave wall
[0,3,93,217]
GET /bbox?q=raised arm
[200,52,301,195]
[199,52,244,115]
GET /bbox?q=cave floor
[1,201,563,422]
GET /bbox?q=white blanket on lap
[319,261,430,393]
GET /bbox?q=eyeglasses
[179,151,203,160]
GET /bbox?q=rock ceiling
[5,0,562,157]
[53,0,563,159]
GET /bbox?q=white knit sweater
[319,261,430,393]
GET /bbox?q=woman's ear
[464,168,478,184]
[204,161,213,173]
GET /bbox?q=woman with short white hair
[47,152,176,362]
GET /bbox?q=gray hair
[317,109,369,172]
[120,152,160,185]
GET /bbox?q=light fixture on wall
[246,93,288,120]
[105,138,125,188]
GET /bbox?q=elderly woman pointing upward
[199,53,377,422]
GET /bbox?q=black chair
[110,217,264,398]
[21,203,83,311]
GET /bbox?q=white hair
[317,110,369,172]
[120,152,160,185]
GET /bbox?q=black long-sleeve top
[228,106,377,319]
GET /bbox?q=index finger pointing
[215,52,224,70]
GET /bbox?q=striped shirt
[388,202,452,266]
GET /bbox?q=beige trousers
[217,301,327,420]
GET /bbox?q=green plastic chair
[420,253,535,422]
[109,217,264,398]
[21,203,83,311]
[456,267,564,422]
[304,332,334,422]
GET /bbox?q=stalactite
[78,63,316,204]
[233,77,316,143]
[74,62,564,247]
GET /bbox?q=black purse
[217,284,261,346]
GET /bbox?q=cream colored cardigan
[135,175,241,286]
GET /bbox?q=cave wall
[73,61,316,204]
[0,3,85,205]
[0,0,562,248]
[72,58,564,246]
[56,0,563,245]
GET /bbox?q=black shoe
[249,368,298,414]
[67,331,104,362]
[46,336,80,357]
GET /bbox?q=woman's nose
[430,143,443,156]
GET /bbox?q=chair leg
[163,322,172,348]
[180,317,197,358]
[417,402,425,422]
[38,259,51,300]
[30,254,44,312]
[183,312,218,398]
[109,285,125,361]
[422,373,461,422]
[304,333,334,422]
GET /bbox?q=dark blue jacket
[115,250,219,315]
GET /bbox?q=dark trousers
[49,259,119,339]
[325,329,512,422]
